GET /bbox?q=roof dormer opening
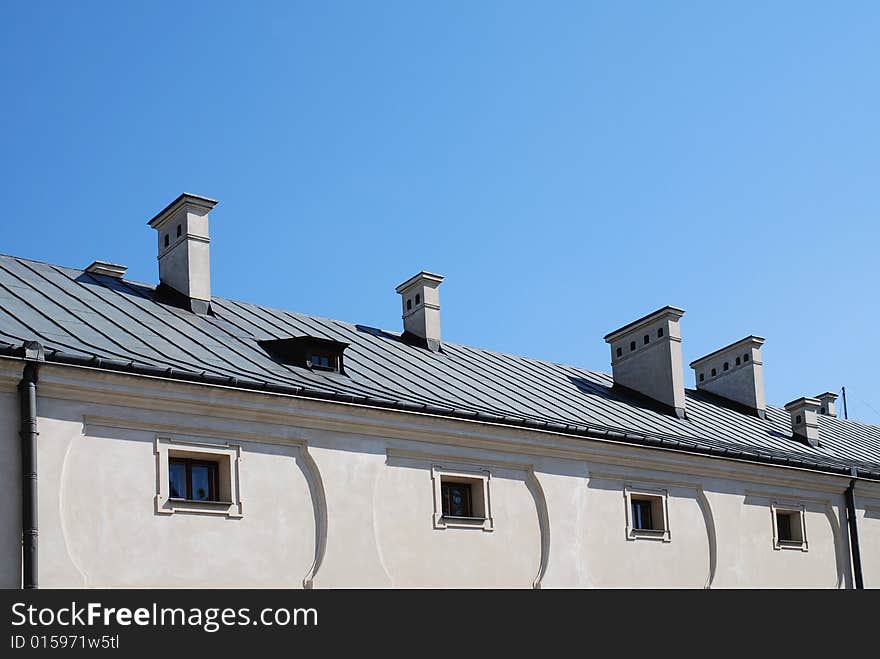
[258,336,348,374]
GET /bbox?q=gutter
[18,341,43,589]
[845,472,864,589]
[1,341,880,483]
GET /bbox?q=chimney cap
[816,391,839,401]
[784,396,821,412]
[147,192,218,228]
[603,306,685,343]
[689,335,765,369]
[84,260,127,278]
[395,271,444,294]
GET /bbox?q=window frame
[624,485,670,541]
[771,501,808,551]
[431,465,493,531]
[168,457,220,503]
[155,436,243,518]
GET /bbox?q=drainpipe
[19,341,43,589]
[845,469,864,589]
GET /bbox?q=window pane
[191,464,212,501]
[169,461,186,499]
[441,482,472,517]
[777,513,792,541]
[632,500,654,530]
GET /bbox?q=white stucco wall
[1,360,875,589]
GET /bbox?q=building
[1,192,878,589]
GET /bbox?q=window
[624,485,670,541]
[630,341,636,352]
[176,224,182,237]
[723,361,729,371]
[407,299,412,311]
[155,436,243,517]
[711,368,717,376]
[164,234,169,247]
[169,457,219,502]
[743,353,749,362]
[308,352,336,370]
[616,347,623,357]
[415,293,421,305]
[631,498,654,530]
[736,356,741,366]
[258,336,348,374]
[772,502,807,550]
[699,373,705,382]
[657,327,664,338]
[643,334,650,345]
[432,466,493,531]
[441,481,473,518]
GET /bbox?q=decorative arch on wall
[298,443,328,589]
[525,468,551,589]
[695,486,718,589]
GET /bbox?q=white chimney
[784,397,821,447]
[690,336,766,418]
[147,193,217,314]
[816,392,838,417]
[395,271,444,352]
[603,306,687,419]
[85,261,127,279]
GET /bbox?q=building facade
[1,193,878,589]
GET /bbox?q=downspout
[845,469,864,589]
[19,341,43,589]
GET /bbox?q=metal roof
[1,253,879,478]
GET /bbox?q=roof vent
[603,306,687,419]
[395,271,444,352]
[85,261,127,278]
[259,336,348,374]
[147,192,217,315]
[784,397,821,447]
[816,392,838,417]
[690,336,766,418]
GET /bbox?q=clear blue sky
[1,2,878,421]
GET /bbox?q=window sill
[156,495,242,518]
[627,527,671,542]
[433,513,493,532]
[775,540,808,552]
[169,497,234,505]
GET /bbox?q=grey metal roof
[1,253,879,478]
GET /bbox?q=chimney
[85,260,127,278]
[395,271,444,352]
[689,336,766,418]
[815,392,838,417]
[147,193,217,314]
[603,306,687,419]
[784,397,821,447]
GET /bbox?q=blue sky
[1,2,878,421]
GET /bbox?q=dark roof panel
[1,254,879,475]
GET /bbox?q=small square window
[432,466,493,531]
[624,485,670,541]
[169,457,220,502]
[772,503,807,551]
[441,481,473,518]
[155,436,243,517]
